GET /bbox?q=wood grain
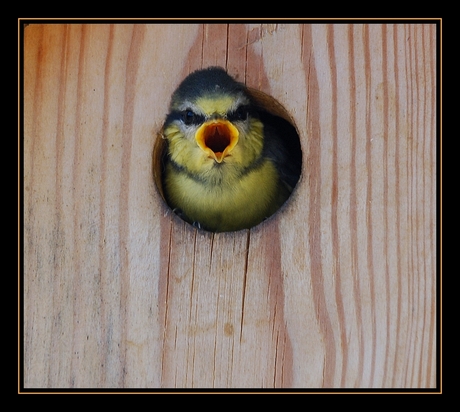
[23,23,437,389]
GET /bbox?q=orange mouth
[195,120,239,163]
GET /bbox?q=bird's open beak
[195,120,239,163]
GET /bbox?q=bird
[161,66,302,232]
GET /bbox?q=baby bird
[161,67,301,232]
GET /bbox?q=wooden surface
[23,23,437,389]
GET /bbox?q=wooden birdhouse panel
[22,22,438,389]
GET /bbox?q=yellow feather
[163,106,288,232]
[165,159,284,232]
[195,96,238,116]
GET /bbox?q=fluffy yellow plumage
[161,67,301,232]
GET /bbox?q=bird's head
[162,67,264,175]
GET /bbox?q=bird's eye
[181,110,197,125]
[229,106,249,121]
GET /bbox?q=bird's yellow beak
[195,120,239,163]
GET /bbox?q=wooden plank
[23,23,437,388]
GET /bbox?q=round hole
[153,68,302,233]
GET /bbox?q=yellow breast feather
[164,159,282,232]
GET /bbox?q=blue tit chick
[161,66,301,232]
